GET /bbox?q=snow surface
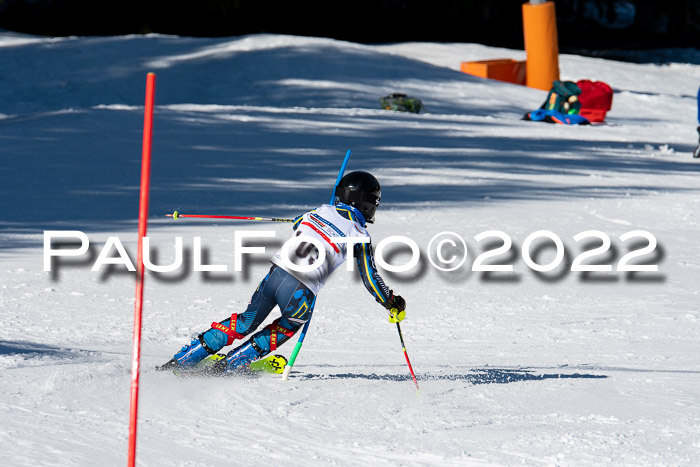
[1,32,700,466]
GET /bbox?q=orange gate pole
[522,0,560,90]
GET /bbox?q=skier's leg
[219,273,316,373]
[157,266,280,371]
[251,282,316,354]
[199,266,281,350]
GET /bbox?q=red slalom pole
[128,72,156,467]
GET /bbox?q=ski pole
[282,149,352,381]
[281,323,308,381]
[166,211,294,223]
[396,321,420,390]
[330,149,352,204]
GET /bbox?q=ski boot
[694,126,700,158]
[156,335,213,372]
[211,340,262,376]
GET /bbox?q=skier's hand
[387,291,405,312]
[389,308,406,323]
[386,291,406,323]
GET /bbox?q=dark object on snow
[380,93,422,113]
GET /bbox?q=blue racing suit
[198,202,395,360]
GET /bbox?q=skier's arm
[355,242,406,317]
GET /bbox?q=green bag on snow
[380,93,422,113]
[542,80,582,115]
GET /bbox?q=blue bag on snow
[523,108,590,125]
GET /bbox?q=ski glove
[384,291,405,310]
[386,291,406,323]
[389,308,406,323]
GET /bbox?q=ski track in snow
[1,32,699,466]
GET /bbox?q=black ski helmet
[335,171,381,223]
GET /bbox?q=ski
[172,353,288,378]
[250,354,288,374]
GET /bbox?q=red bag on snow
[576,80,613,123]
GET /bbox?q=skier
[694,85,700,158]
[157,170,406,375]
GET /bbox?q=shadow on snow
[0,340,99,361]
[296,368,608,385]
